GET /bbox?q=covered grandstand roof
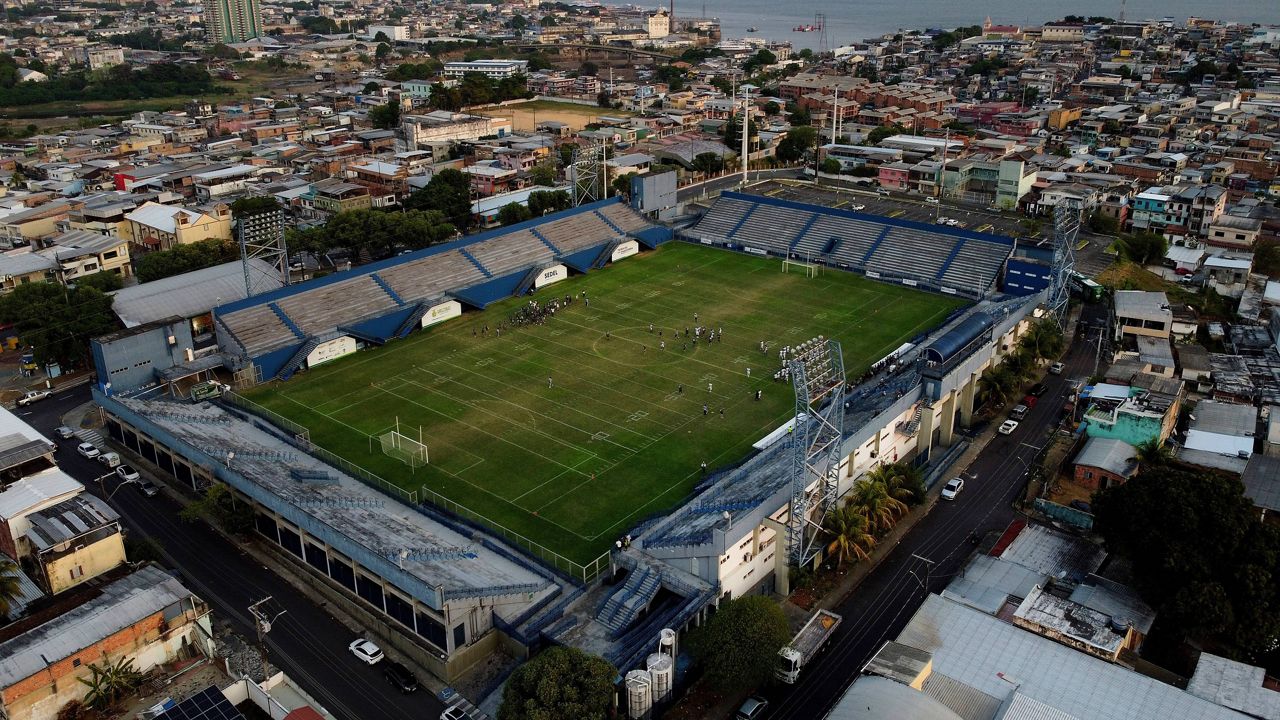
[112,259,284,328]
[105,394,563,614]
[213,198,669,379]
[686,191,1014,299]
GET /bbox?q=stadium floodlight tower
[570,141,607,206]
[236,201,289,296]
[787,337,847,568]
[1045,199,1081,327]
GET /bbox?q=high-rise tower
[205,0,264,44]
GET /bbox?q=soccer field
[246,242,966,568]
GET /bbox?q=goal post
[782,258,820,278]
[379,419,429,468]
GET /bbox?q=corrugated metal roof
[896,595,1250,720]
[0,565,191,688]
[25,493,119,551]
[111,259,284,327]
[825,676,963,720]
[0,468,83,520]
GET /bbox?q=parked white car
[941,477,965,500]
[55,426,75,439]
[998,420,1019,435]
[16,390,50,407]
[348,638,384,665]
[76,442,100,459]
[116,464,140,482]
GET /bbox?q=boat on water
[747,25,758,32]
[793,24,819,32]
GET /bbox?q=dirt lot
[473,100,631,132]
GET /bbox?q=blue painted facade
[210,198,669,381]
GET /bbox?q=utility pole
[936,129,950,220]
[249,597,287,682]
[740,83,751,186]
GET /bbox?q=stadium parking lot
[748,180,1035,238]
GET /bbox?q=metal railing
[220,391,611,585]
[416,483,611,585]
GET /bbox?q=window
[103,250,118,260]
[70,565,84,580]
[453,624,466,649]
[356,573,384,610]
[415,611,446,650]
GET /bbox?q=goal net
[379,430,429,468]
[783,259,820,278]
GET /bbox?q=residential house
[1073,436,1138,491]
[122,202,232,252]
[0,565,214,720]
[18,494,125,595]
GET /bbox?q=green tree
[375,42,391,60]
[135,238,238,283]
[0,282,117,368]
[867,462,926,506]
[822,505,876,567]
[497,202,532,226]
[179,483,255,534]
[691,151,724,174]
[847,478,908,534]
[0,555,23,619]
[1118,231,1166,265]
[498,646,616,720]
[79,657,143,711]
[1093,468,1280,658]
[579,60,598,76]
[529,163,557,187]
[787,105,811,126]
[1133,437,1173,468]
[776,125,817,163]
[742,48,776,75]
[689,595,791,692]
[763,100,780,116]
[527,189,571,216]
[820,158,842,174]
[1019,318,1064,362]
[977,365,1015,407]
[867,124,905,146]
[1088,211,1119,234]
[368,101,400,129]
[74,271,123,293]
[722,113,757,151]
[611,172,636,199]
[405,168,472,231]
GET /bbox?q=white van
[1010,404,1029,420]
[97,451,121,468]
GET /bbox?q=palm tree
[978,366,1014,407]
[869,462,926,506]
[848,479,908,534]
[1134,438,1173,468]
[0,556,22,619]
[1020,319,1064,362]
[822,506,876,568]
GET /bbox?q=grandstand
[686,191,1015,299]
[214,198,670,381]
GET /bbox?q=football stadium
[91,186,1054,682]
[243,240,966,566]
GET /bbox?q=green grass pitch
[246,242,967,566]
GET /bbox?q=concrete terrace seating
[818,216,884,268]
[467,231,555,277]
[866,227,958,280]
[538,212,617,254]
[273,275,399,337]
[692,197,754,239]
[733,205,812,254]
[597,203,656,235]
[220,304,299,356]
[377,250,485,304]
[940,240,1010,294]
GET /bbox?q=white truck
[776,609,842,684]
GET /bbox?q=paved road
[762,304,1106,719]
[676,168,806,203]
[18,387,441,720]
